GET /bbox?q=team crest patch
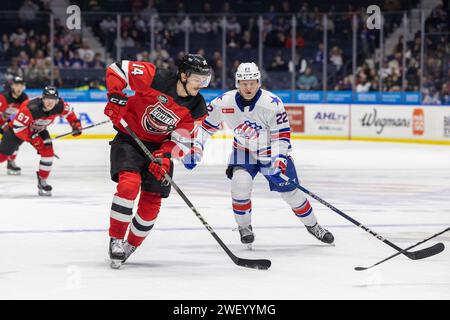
[234,120,262,140]
[142,102,180,134]
[157,95,169,105]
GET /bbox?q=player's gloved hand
[71,120,82,136]
[104,92,128,125]
[182,143,203,170]
[30,134,45,150]
[148,150,171,181]
[269,155,288,176]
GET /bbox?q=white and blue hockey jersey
[195,89,292,160]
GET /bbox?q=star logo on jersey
[270,96,281,106]
[142,102,181,135]
[234,120,262,140]
[216,93,227,101]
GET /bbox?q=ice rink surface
[0,138,449,299]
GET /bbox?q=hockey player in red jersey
[104,54,211,269]
[0,76,29,175]
[0,86,82,196]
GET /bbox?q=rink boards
[50,103,450,145]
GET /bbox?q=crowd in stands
[0,0,448,104]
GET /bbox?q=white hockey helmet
[235,62,261,89]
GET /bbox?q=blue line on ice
[0,223,448,235]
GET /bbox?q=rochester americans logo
[234,120,262,140]
[141,102,181,135]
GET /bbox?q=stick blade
[405,243,445,260]
[354,267,368,271]
[236,258,272,270]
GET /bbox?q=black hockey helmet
[42,86,59,100]
[12,75,25,84]
[178,54,211,76]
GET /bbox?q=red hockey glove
[71,120,82,136]
[270,155,288,176]
[148,150,171,181]
[30,134,45,150]
[104,92,128,125]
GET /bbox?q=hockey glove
[182,143,203,170]
[148,150,171,181]
[71,120,82,137]
[104,92,128,125]
[30,134,45,150]
[269,155,288,176]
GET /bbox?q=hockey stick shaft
[53,120,111,140]
[119,119,271,270]
[279,173,440,259]
[355,227,449,271]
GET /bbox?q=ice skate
[109,238,125,269]
[306,223,334,244]
[37,172,52,196]
[238,225,255,249]
[7,160,21,175]
[122,241,137,263]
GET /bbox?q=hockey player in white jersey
[183,62,334,246]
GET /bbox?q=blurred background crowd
[0,0,449,104]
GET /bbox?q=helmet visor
[188,72,211,88]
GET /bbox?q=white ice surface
[0,139,449,299]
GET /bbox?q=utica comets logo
[142,102,180,134]
[234,120,262,140]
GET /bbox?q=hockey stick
[279,173,445,260]
[119,119,271,270]
[355,227,449,271]
[53,119,111,140]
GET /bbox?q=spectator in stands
[120,31,135,47]
[69,51,85,69]
[166,17,182,34]
[17,51,30,68]
[329,46,343,71]
[54,50,68,68]
[356,78,371,92]
[240,31,254,49]
[10,28,27,46]
[423,88,441,104]
[226,17,242,34]
[149,44,169,62]
[314,43,324,64]
[88,53,106,69]
[227,31,239,48]
[194,16,212,34]
[268,52,288,71]
[334,76,352,91]
[19,0,40,21]
[441,82,450,104]
[297,67,318,90]
[100,16,117,53]
[5,39,27,61]
[78,41,95,64]
[141,0,158,18]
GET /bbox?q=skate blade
[110,259,122,269]
[7,170,21,176]
[38,190,52,197]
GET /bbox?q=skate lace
[238,226,253,237]
[311,224,326,238]
[111,239,124,254]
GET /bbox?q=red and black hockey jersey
[0,90,28,127]
[106,60,208,157]
[9,97,79,141]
